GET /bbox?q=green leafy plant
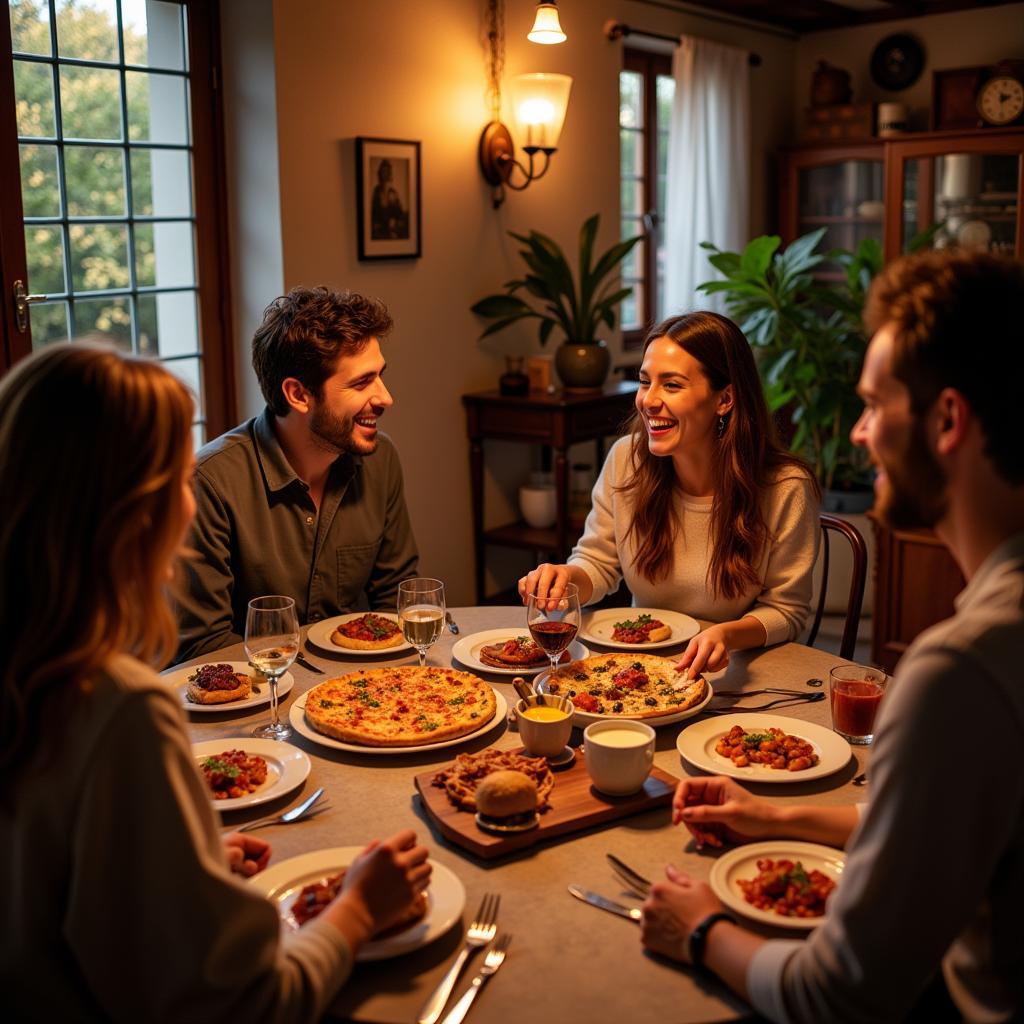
[470,214,642,345]
[698,228,883,490]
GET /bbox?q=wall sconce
[527,2,566,44]
[480,0,573,209]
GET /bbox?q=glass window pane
[30,300,70,347]
[121,0,186,70]
[137,290,198,357]
[621,291,638,330]
[619,70,642,129]
[65,145,126,216]
[11,0,53,55]
[621,240,640,279]
[656,75,675,128]
[126,70,188,144]
[20,143,61,216]
[25,224,66,294]
[620,128,642,179]
[59,65,123,140]
[130,147,191,216]
[134,221,194,288]
[14,59,56,137]
[620,177,642,218]
[165,356,203,415]
[69,222,129,291]
[72,295,132,347]
[55,0,118,62]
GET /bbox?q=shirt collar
[954,530,1024,613]
[252,407,362,495]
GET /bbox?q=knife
[445,611,460,635]
[294,652,324,674]
[567,885,641,922]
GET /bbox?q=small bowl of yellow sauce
[515,694,574,758]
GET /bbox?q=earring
[717,414,727,438]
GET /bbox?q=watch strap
[688,911,737,969]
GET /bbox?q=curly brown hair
[252,286,393,416]
[619,311,817,599]
[864,250,1024,485]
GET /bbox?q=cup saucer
[545,745,577,768]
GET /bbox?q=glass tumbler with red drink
[527,582,581,675]
[829,664,889,745]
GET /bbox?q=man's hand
[672,776,780,849]
[222,832,272,877]
[640,865,723,963]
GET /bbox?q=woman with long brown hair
[520,311,820,678]
[0,343,430,1021]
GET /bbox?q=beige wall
[795,3,1024,131]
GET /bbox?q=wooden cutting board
[414,748,678,859]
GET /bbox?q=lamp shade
[508,73,572,151]
[527,2,566,45]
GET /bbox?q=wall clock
[977,72,1024,126]
[870,34,925,91]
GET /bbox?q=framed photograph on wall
[356,137,421,260]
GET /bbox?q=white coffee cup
[583,720,656,796]
[516,695,574,758]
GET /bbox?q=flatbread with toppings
[186,663,252,705]
[543,653,706,719]
[330,613,403,651]
[611,613,671,644]
[304,666,497,747]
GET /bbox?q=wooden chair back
[806,512,868,662]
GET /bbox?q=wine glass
[245,595,299,740]
[397,578,445,667]
[527,582,581,676]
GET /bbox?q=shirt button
[305,515,314,525]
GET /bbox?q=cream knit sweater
[568,436,821,646]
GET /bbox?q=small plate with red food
[579,608,700,651]
[709,841,845,930]
[163,660,295,714]
[676,715,851,784]
[307,612,413,656]
[451,628,590,676]
[191,738,311,811]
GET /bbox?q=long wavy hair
[620,311,817,599]
[0,343,193,795]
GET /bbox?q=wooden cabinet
[462,383,638,603]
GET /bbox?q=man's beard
[309,403,376,456]
[875,419,948,530]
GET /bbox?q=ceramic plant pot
[554,340,610,391]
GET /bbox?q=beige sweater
[568,437,820,646]
[2,654,351,1023]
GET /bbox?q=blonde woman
[0,343,430,1022]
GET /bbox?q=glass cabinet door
[797,159,885,257]
[901,151,1021,256]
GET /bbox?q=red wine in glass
[529,620,578,653]
[527,583,581,674]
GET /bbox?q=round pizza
[304,665,497,747]
[542,653,707,719]
[330,613,403,651]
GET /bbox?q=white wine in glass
[245,595,299,740]
[398,578,445,667]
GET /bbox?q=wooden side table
[462,382,639,603]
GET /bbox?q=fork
[712,687,817,698]
[607,853,652,897]
[702,693,826,715]
[235,787,328,833]
[417,893,499,1024]
[440,934,512,1024]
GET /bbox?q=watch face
[870,33,925,91]
[978,76,1024,125]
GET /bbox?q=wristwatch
[687,911,737,969]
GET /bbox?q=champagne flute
[245,595,299,740]
[398,578,445,667]
[527,582,581,675]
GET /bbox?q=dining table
[180,606,872,1024]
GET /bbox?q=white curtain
[662,35,750,317]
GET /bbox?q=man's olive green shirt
[174,410,418,663]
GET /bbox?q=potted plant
[697,228,880,508]
[470,214,641,390]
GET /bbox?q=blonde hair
[0,343,194,788]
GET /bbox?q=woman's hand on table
[640,864,723,964]
[222,832,272,877]
[675,624,731,678]
[673,776,780,849]
[517,563,593,608]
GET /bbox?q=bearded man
[175,287,417,662]
[639,250,1024,1023]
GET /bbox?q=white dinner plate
[709,841,846,931]
[676,714,852,784]
[162,661,295,715]
[534,666,713,728]
[288,688,508,756]
[306,613,413,656]
[191,738,311,812]
[250,847,465,960]
[451,628,590,676]
[579,608,701,651]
